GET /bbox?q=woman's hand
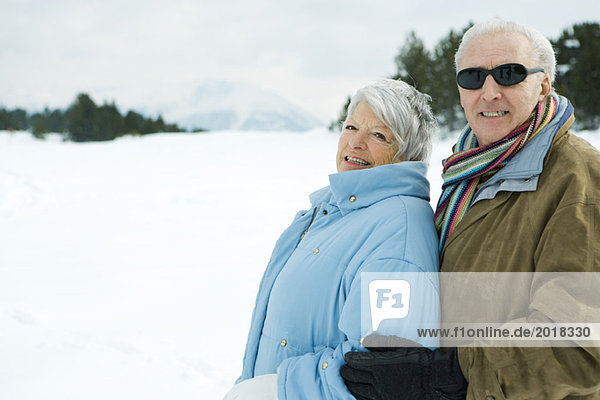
[223,374,278,400]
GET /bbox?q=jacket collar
[484,95,574,183]
[471,95,574,205]
[309,162,430,216]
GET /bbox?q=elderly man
[341,19,600,400]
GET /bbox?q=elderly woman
[224,79,440,400]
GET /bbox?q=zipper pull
[300,206,320,240]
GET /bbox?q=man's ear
[539,74,552,101]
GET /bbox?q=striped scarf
[435,95,557,251]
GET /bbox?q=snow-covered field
[1,128,598,399]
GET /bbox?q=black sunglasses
[457,63,545,90]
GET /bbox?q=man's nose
[481,75,502,101]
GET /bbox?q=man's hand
[340,334,467,400]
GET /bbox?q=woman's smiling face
[336,101,401,173]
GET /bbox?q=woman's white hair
[344,79,436,162]
[455,18,556,85]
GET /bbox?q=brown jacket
[441,120,600,399]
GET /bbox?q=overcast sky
[1,0,599,123]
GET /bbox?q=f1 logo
[369,280,411,331]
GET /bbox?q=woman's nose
[348,131,367,149]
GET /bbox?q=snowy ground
[1,127,598,399]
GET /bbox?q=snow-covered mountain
[156,81,324,132]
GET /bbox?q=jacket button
[524,178,531,182]
[323,210,328,215]
[280,339,287,347]
[484,396,495,400]
[313,249,319,255]
[300,232,306,239]
[349,195,356,202]
[322,362,328,369]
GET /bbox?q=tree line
[0,93,190,142]
[331,21,600,132]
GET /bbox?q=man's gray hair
[455,19,556,85]
[344,79,436,162]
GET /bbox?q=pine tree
[46,108,67,133]
[31,114,48,139]
[429,24,472,132]
[392,31,433,94]
[12,109,28,130]
[329,26,472,133]
[97,102,125,141]
[0,108,27,131]
[553,22,600,129]
[0,108,12,130]
[124,110,145,134]
[66,93,98,141]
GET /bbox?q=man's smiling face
[457,31,551,146]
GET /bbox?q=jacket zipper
[300,205,321,240]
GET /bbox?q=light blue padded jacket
[238,162,440,399]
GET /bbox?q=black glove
[340,334,467,400]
